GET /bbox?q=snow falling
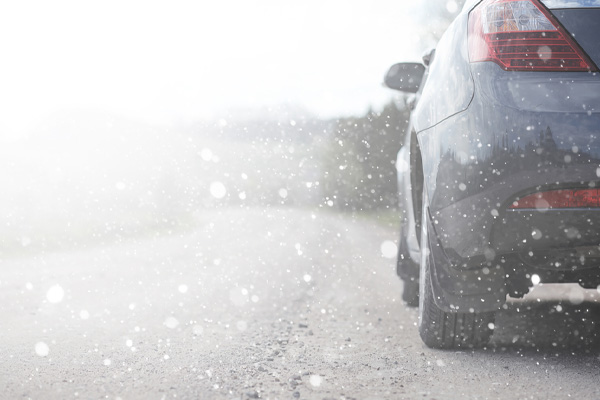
[164,317,180,329]
[46,285,65,304]
[381,241,398,259]
[2,1,600,399]
[34,342,49,357]
[209,181,227,199]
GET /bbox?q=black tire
[401,277,419,307]
[397,217,420,307]
[418,198,495,349]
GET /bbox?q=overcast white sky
[0,0,441,132]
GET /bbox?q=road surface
[1,207,600,399]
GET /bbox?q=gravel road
[2,207,600,399]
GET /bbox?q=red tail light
[510,189,600,209]
[468,0,598,72]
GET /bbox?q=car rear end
[428,0,600,303]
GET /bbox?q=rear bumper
[417,63,600,270]
[493,208,600,257]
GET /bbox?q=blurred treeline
[320,101,410,211]
[194,100,411,212]
[0,102,409,256]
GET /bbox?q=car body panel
[422,62,600,261]
[413,13,474,133]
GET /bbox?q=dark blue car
[385,0,600,348]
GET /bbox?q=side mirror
[383,63,425,93]
[422,48,436,67]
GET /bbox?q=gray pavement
[1,207,600,399]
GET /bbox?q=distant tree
[320,101,410,211]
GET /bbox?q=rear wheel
[401,277,419,307]
[397,228,419,307]
[418,197,495,349]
